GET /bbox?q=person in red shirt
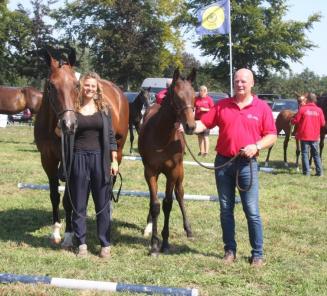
[179,68,277,267]
[155,79,172,105]
[194,85,214,156]
[291,93,325,176]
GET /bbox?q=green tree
[188,0,321,84]
[52,0,189,88]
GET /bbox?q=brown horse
[129,88,151,154]
[0,86,43,114]
[138,68,196,255]
[34,48,129,246]
[264,110,300,170]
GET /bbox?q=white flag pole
[228,0,233,96]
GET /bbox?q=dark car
[271,99,298,120]
[8,108,32,122]
[257,93,283,103]
[207,92,229,104]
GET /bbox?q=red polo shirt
[201,96,276,157]
[194,95,214,120]
[291,102,325,141]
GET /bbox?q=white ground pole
[17,183,220,202]
[0,273,198,295]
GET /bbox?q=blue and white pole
[0,273,199,296]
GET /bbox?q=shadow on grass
[0,208,216,258]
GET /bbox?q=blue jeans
[301,141,322,176]
[214,154,263,258]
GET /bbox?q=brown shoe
[223,250,236,264]
[100,246,111,259]
[249,257,264,268]
[77,244,88,257]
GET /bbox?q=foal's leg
[283,130,291,167]
[295,139,301,172]
[161,175,175,253]
[174,165,193,238]
[144,168,160,255]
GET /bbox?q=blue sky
[8,0,327,76]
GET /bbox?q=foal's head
[139,87,151,109]
[43,47,78,135]
[169,68,196,135]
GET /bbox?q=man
[291,93,325,176]
[155,79,172,105]
[187,68,277,267]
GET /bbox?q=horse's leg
[41,153,62,244]
[295,139,301,172]
[161,175,175,253]
[264,146,273,167]
[283,131,291,167]
[129,124,134,154]
[319,130,325,160]
[61,186,74,249]
[174,165,193,238]
[144,168,160,255]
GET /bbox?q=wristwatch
[255,143,262,151]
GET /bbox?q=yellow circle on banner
[202,6,225,30]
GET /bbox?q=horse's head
[43,47,78,135]
[169,68,196,135]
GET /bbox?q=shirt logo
[247,114,259,121]
[305,110,319,117]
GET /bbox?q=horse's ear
[68,48,76,67]
[187,68,196,83]
[40,48,52,67]
[172,68,180,83]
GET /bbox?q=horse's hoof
[284,163,289,168]
[186,231,193,238]
[50,237,61,245]
[50,222,62,245]
[264,162,269,167]
[150,250,160,257]
[160,244,170,254]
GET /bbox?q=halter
[167,85,194,117]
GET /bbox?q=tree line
[1,0,326,98]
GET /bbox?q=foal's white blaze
[50,222,62,244]
[143,222,153,237]
[61,232,74,249]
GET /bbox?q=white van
[141,77,171,94]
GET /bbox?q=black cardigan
[101,110,117,184]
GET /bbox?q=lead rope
[181,132,253,192]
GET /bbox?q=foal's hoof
[150,250,160,257]
[160,245,170,254]
[186,231,194,238]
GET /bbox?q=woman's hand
[111,160,119,176]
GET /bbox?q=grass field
[0,125,326,296]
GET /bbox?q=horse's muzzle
[184,123,195,135]
[62,112,77,135]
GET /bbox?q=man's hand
[240,144,258,158]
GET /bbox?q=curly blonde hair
[76,71,108,112]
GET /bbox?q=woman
[58,72,118,259]
[194,85,214,156]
